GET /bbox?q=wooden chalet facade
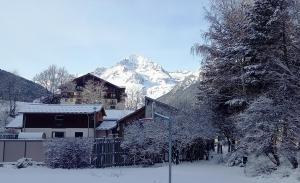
[60,73,126,110]
[117,97,178,137]
[95,109,134,138]
[117,106,146,137]
[18,104,106,138]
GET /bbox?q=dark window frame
[52,131,65,138]
[75,132,83,138]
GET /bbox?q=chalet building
[117,106,146,137]
[5,97,177,139]
[6,104,136,138]
[7,103,106,138]
[144,96,178,118]
[60,73,126,110]
[117,97,178,137]
[96,109,134,138]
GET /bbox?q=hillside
[0,69,49,102]
[158,73,201,108]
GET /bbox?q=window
[75,132,83,138]
[110,100,117,105]
[52,132,65,138]
[110,106,116,109]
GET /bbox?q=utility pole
[93,106,97,138]
[154,112,172,183]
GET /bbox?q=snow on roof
[18,132,46,139]
[104,110,134,120]
[6,114,23,128]
[96,120,117,130]
[19,103,103,114]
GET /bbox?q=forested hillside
[0,69,49,102]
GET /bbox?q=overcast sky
[0,0,210,80]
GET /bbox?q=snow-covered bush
[122,119,166,165]
[122,105,216,165]
[234,97,280,164]
[0,101,10,127]
[44,138,94,169]
[16,158,34,169]
[244,155,277,177]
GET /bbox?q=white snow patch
[18,132,45,139]
[0,162,298,183]
[6,114,23,128]
[104,110,134,120]
[96,120,117,130]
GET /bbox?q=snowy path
[0,162,298,183]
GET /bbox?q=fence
[0,134,18,139]
[0,139,44,162]
[0,138,212,166]
[0,138,128,166]
[94,138,128,167]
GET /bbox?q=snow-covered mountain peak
[93,55,199,99]
[117,55,169,76]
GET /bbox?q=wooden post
[2,141,5,162]
[112,138,115,166]
[24,141,27,158]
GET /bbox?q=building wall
[145,98,178,120]
[23,128,95,138]
[0,140,44,162]
[118,107,145,137]
[24,113,101,129]
[61,97,125,110]
[95,130,114,138]
[61,74,127,110]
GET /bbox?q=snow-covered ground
[0,162,298,183]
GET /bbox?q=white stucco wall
[23,128,95,138]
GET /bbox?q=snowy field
[1,162,299,183]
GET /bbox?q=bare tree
[0,101,10,128]
[81,80,107,104]
[59,81,77,94]
[6,71,20,117]
[33,65,74,94]
[125,87,145,110]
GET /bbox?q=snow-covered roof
[104,110,134,120]
[6,114,23,128]
[18,132,46,139]
[96,120,117,130]
[19,103,103,114]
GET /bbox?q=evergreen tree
[194,0,250,151]
[195,0,300,168]
[239,0,300,168]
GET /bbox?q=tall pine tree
[239,0,300,168]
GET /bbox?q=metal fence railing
[0,133,18,139]
[94,138,129,168]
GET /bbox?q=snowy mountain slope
[169,70,195,82]
[159,71,201,108]
[94,55,198,99]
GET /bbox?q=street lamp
[93,106,97,138]
[154,112,172,183]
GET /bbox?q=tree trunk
[273,153,280,166]
[288,156,298,169]
[227,139,231,152]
